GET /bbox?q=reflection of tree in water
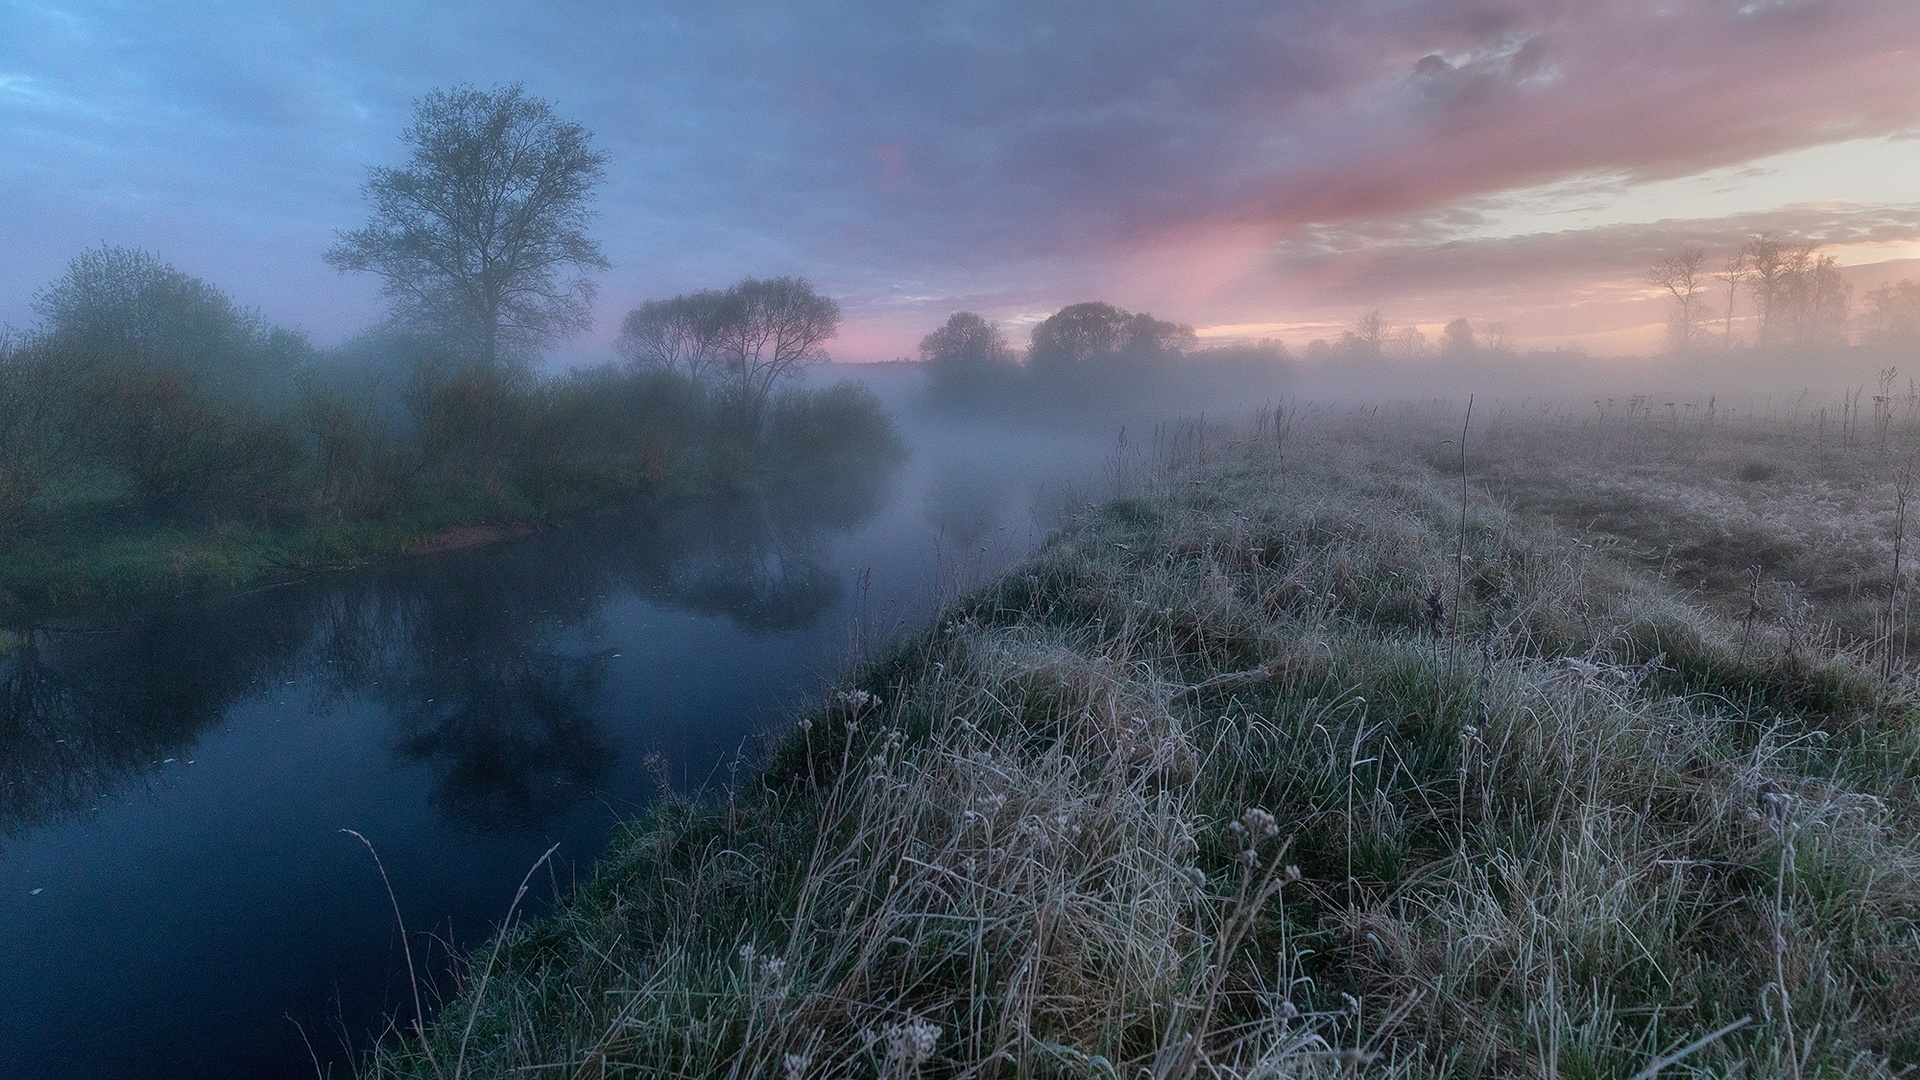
[0,450,898,839]
[653,495,843,631]
[391,653,613,833]
[316,543,618,834]
[0,594,316,839]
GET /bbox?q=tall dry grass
[368,401,1920,1078]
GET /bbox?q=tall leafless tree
[1715,251,1748,347]
[1339,310,1389,358]
[1777,247,1851,349]
[1740,233,1805,346]
[1863,280,1920,347]
[712,277,840,412]
[1647,245,1709,352]
[616,290,731,383]
[1440,317,1477,357]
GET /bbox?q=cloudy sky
[3,0,1918,361]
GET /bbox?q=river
[0,370,1121,1079]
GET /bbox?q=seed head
[885,1018,941,1066]
[1242,806,1278,841]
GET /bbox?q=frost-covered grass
[368,403,1920,1078]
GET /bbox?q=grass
[365,400,1920,1078]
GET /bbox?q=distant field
[369,400,1920,1078]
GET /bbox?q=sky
[2,0,1918,361]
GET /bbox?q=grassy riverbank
[0,371,902,622]
[371,402,1920,1078]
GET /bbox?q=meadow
[367,397,1920,1078]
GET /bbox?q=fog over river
[0,368,1130,1080]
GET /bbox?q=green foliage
[0,250,900,617]
[32,244,312,403]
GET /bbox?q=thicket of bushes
[0,248,902,613]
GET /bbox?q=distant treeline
[0,246,899,614]
[915,303,1293,416]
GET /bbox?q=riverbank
[371,404,1920,1077]
[0,381,906,623]
[0,517,512,619]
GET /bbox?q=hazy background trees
[618,276,839,424]
[918,300,1288,418]
[326,83,609,374]
[1644,234,1856,354]
[1647,245,1709,351]
[1026,301,1196,381]
[918,312,1020,408]
[1862,280,1920,348]
[0,81,907,614]
[0,243,894,611]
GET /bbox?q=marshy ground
[369,399,1920,1078]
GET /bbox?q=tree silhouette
[1646,245,1709,352]
[328,84,609,372]
[920,312,1018,404]
[1027,302,1194,380]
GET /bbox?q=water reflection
[0,591,316,841]
[0,458,896,840]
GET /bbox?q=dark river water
[0,376,1118,1079]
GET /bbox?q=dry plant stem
[344,828,446,1080]
[1452,396,1472,682]
[1771,813,1802,1080]
[453,842,561,1080]
[1739,565,1762,666]
[1888,457,1913,681]
[1166,838,1296,1080]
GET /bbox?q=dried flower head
[835,688,879,713]
[884,1017,941,1067]
[1242,806,1278,841]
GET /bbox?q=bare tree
[1715,251,1748,347]
[1646,245,1709,351]
[712,277,840,412]
[1339,310,1389,358]
[921,312,1012,368]
[1863,280,1920,347]
[1778,248,1851,349]
[616,290,731,382]
[327,84,609,372]
[1740,233,1808,346]
[1481,321,1513,355]
[920,312,1018,404]
[1026,302,1193,380]
[1384,323,1429,360]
